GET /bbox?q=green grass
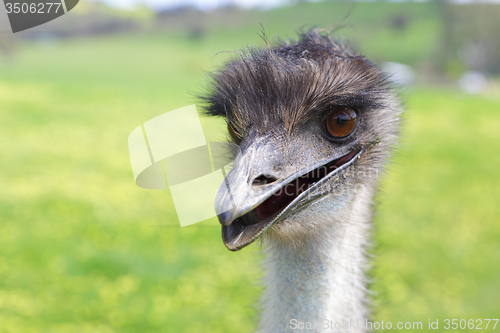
[0,2,499,332]
[372,89,500,328]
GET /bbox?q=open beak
[215,136,363,251]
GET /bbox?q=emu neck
[257,192,372,333]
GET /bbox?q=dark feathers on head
[201,29,391,141]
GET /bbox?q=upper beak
[214,132,363,251]
[215,135,288,227]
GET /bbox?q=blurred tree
[390,12,410,31]
[0,35,17,60]
[442,4,500,75]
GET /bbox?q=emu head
[203,30,400,251]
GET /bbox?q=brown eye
[227,122,242,144]
[325,107,357,138]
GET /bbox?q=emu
[203,29,401,333]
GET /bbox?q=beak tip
[217,210,234,226]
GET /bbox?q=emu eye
[227,122,242,144]
[325,107,357,138]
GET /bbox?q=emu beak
[214,134,362,251]
[215,138,284,227]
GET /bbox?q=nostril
[252,174,278,186]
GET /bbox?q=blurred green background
[0,1,499,332]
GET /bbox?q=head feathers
[201,28,391,139]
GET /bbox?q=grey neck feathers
[257,191,373,333]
